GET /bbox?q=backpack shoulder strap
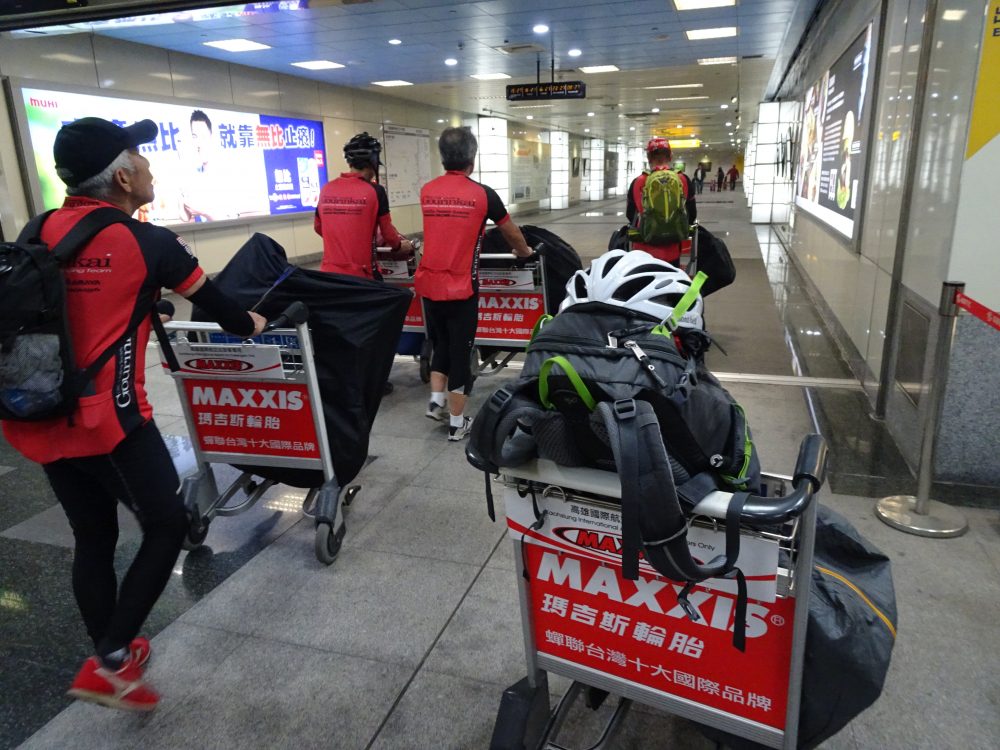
[49,207,128,264]
[15,210,56,244]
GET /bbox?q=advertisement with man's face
[795,24,873,240]
[18,86,327,226]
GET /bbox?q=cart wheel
[419,340,432,383]
[314,521,345,565]
[182,517,209,551]
[341,484,361,507]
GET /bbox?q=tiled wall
[775,0,996,483]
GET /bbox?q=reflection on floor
[2,193,998,749]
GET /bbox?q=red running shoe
[129,637,151,669]
[67,656,159,712]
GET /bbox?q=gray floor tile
[423,567,527,688]
[250,547,481,667]
[368,669,503,750]
[347,485,505,567]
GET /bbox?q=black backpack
[468,301,762,649]
[0,208,136,421]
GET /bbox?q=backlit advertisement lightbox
[16,86,327,227]
[795,24,873,240]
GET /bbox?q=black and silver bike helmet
[344,132,382,170]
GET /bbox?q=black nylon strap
[724,491,750,651]
[14,210,55,244]
[610,399,642,580]
[151,306,180,373]
[49,207,126,264]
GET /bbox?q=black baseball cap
[53,117,159,187]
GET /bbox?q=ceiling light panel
[686,27,738,40]
[655,95,709,102]
[203,39,270,52]
[642,83,703,90]
[579,65,619,73]
[291,60,344,70]
[372,80,413,87]
[674,0,735,9]
[470,72,511,80]
[698,56,738,65]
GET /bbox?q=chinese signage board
[167,343,286,380]
[506,82,586,101]
[183,378,320,460]
[17,86,328,226]
[508,487,793,731]
[477,291,546,343]
[795,24,874,240]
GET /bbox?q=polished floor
[2,192,999,749]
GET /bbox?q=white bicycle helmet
[560,249,705,330]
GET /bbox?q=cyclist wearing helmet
[315,132,414,278]
[417,126,532,441]
[626,137,697,264]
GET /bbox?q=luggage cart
[486,434,827,750]
[160,303,355,565]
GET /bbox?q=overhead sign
[506,82,586,101]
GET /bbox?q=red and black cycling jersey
[416,171,509,301]
[314,172,403,279]
[3,197,203,464]
[626,168,697,263]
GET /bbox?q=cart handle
[264,301,309,331]
[736,433,827,524]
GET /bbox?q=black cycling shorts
[423,295,478,394]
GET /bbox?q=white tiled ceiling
[11,0,799,147]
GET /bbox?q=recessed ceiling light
[584,128,590,132]
[203,39,270,52]
[725,121,732,126]
[728,131,734,135]
[720,104,729,109]
[526,115,534,120]
[372,80,413,87]
[445,58,458,65]
[470,72,511,80]
[533,24,549,34]
[580,65,620,74]
[698,56,737,65]
[388,39,402,45]
[587,111,595,117]
[651,108,660,113]
[629,126,636,131]
[731,96,738,103]
[686,27,737,40]
[942,9,966,20]
[291,60,344,70]
[568,48,582,57]
[676,123,683,128]
[656,95,709,102]
[642,83,703,90]
[618,114,625,118]
[674,0,736,9]
[437,119,446,123]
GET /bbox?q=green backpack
[635,168,689,245]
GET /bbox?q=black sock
[98,647,129,671]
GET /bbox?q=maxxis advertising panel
[796,24,874,240]
[17,86,327,226]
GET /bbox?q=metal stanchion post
[876,281,969,537]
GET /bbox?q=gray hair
[61,149,134,201]
[438,126,478,171]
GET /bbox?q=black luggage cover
[194,233,411,488]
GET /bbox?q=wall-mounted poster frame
[794,21,877,244]
[6,78,328,230]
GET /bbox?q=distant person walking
[716,167,725,192]
[727,164,740,190]
[692,165,705,194]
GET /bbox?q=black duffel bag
[699,504,897,748]
[695,224,736,296]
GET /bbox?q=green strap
[538,356,597,411]
[667,270,708,329]
[530,314,553,342]
[722,403,754,488]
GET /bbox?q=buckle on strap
[487,387,514,413]
[613,398,637,420]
